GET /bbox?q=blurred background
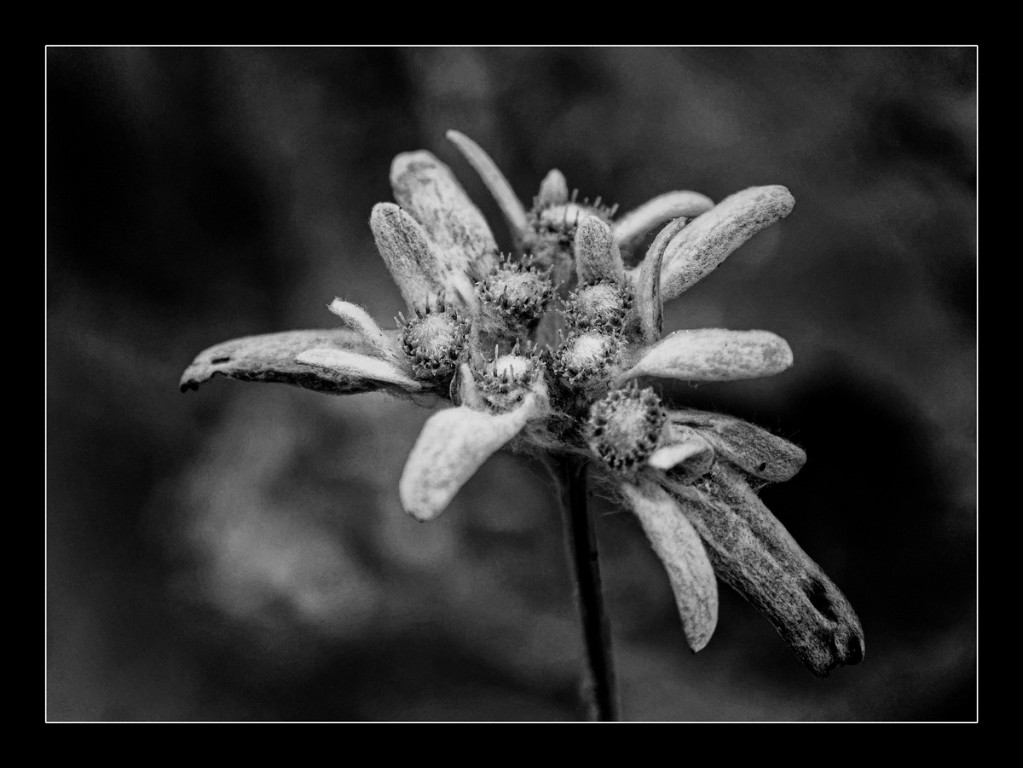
[47,47,976,721]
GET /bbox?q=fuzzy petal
[648,427,714,476]
[620,329,793,383]
[390,149,499,284]
[662,464,864,676]
[670,408,806,483]
[370,203,446,313]
[575,214,625,285]
[179,329,405,396]
[446,130,529,241]
[295,348,423,393]
[613,191,714,250]
[621,480,718,652]
[660,186,795,302]
[537,169,569,207]
[399,396,539,521]
[327,298,401,361]
[633,217,690,344]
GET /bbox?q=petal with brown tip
[179,329,405,396]
[662,464,864,676]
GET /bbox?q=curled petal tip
[660,185,795,302]
[446,129,528,239]
[614,190,715,249]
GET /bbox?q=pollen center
[566,281,631,332]
[586,387,667,471]
[401,312,466,380]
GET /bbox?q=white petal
[648,427,714,475]
[399,396,539,521]
[621,481,718,652]
[296,348,422,392]
[446,130,528,240]
[327,299,400,361]
[613,191,714,250]
[574,214,624,285]
[620,329,793,383]
[660,185,795,301]
[390,149,499,283]
[370,203,445,313]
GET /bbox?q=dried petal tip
[179,329,391,396]
[664,464,865,676]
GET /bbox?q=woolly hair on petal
[399,394,541,521]
[662,464,864,677]
[327,298,402,362]
[370,202,447,314]
[613,190,714,251]
[390,149,500,283]
[179,329,404,396]
[574,214,625,285]
[620,329,793,383]
[659,185,795,302]
[670,408,806,483]
[446,129,529,241]
[620,480,719,652]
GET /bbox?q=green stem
[551,454,619,721]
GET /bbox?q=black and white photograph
[46,46,977,722]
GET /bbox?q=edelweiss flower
[180,131,864,681]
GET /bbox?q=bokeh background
[47,47,976,721]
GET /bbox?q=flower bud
[586,386,667,471]
[476,257,554,330]
[551,330,621,389]
[564,280,633,334]
[399,308,469,381]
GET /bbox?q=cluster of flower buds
[181,129,864,678]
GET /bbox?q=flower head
[180,131,863,678]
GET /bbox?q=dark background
[47,47,976,721]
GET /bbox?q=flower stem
[551,454,619,721]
